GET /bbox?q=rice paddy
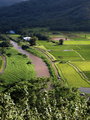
[37,32,90,87]
[0,48,36,85]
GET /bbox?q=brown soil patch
[52,37,70,41]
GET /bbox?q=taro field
[38,32,90,88]
[0,47,36,90]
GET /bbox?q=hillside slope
[0,0,90,31]
[0,0,26,7]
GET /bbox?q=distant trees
[0,41,10,47]
[0,47,5,55]
[0,41,10,55]
[0,34,6,41]
[29,36,38,46]
[34,33,50,41]
[59,39,64,45]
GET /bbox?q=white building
[23,37,31,41]
[8,30,15,34]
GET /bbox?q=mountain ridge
[0,0,90,32]
[0,0,27,7]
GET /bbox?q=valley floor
[36,32,90,93]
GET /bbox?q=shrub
[22,45,29,50]
[6,53,12,57]
[27,61,32,64]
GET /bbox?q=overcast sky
[0,0,28,7]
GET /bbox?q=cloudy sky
[0,0,28,7]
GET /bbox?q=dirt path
[10,41,50,77]
[0,56,6,74]
[35,47,60,79]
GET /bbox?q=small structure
[8,30,15,34]
[23,37,31,41]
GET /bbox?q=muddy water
[10,41,50,77]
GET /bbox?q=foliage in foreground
[0,78,90,120]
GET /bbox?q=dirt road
[10,41,50,77]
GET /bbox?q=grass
[37,36,90,88]
[0,56,2,69]
[5,32,90,88]
[38,41,90,60]
[58,63,90,88]
[9,34,20,39]
[50,50,81,61]
[64,41,90,45]
[8,34,21,42]
[72,61,90,80]
[0,48,36,85]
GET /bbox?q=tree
[34,33,49,41]
[22,45,29,50]
[0,41,10,47]
[29,36,38,46]
[59,39,64,45]
[0,47,5,55]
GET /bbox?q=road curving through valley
[10,41,50,77]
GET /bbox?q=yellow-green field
[72,61,90,80]
[37,32,90,88]
[4,33,90,88]
[0,48,36,85]
[0,56,2,69]
[58,63,90,87]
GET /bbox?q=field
[0,47,35,85]
[0,56,2,69]
[4,33,90,88]
[37,32,90,87]
[58,63,90,87]
[9,34,20,39]
[72,61,90,80]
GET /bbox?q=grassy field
[58,63,90,87]
[9,34,20,39]
[37,32,90,87]
[72,61,90,80]
[64,41,90,45]
[0,48,36,85]
[0,56,2,69]
[8,34,21,42]
[5,33,90,88]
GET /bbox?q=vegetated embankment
[10,41,50,78]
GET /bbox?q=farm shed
[23,37,31,41]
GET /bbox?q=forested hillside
[0,79,90,120]
[0,0,90,32]
[0,0,26,7]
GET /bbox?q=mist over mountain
[0,0,90,32]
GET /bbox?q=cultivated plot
[0,48,35,85]
[38,35,90,88]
